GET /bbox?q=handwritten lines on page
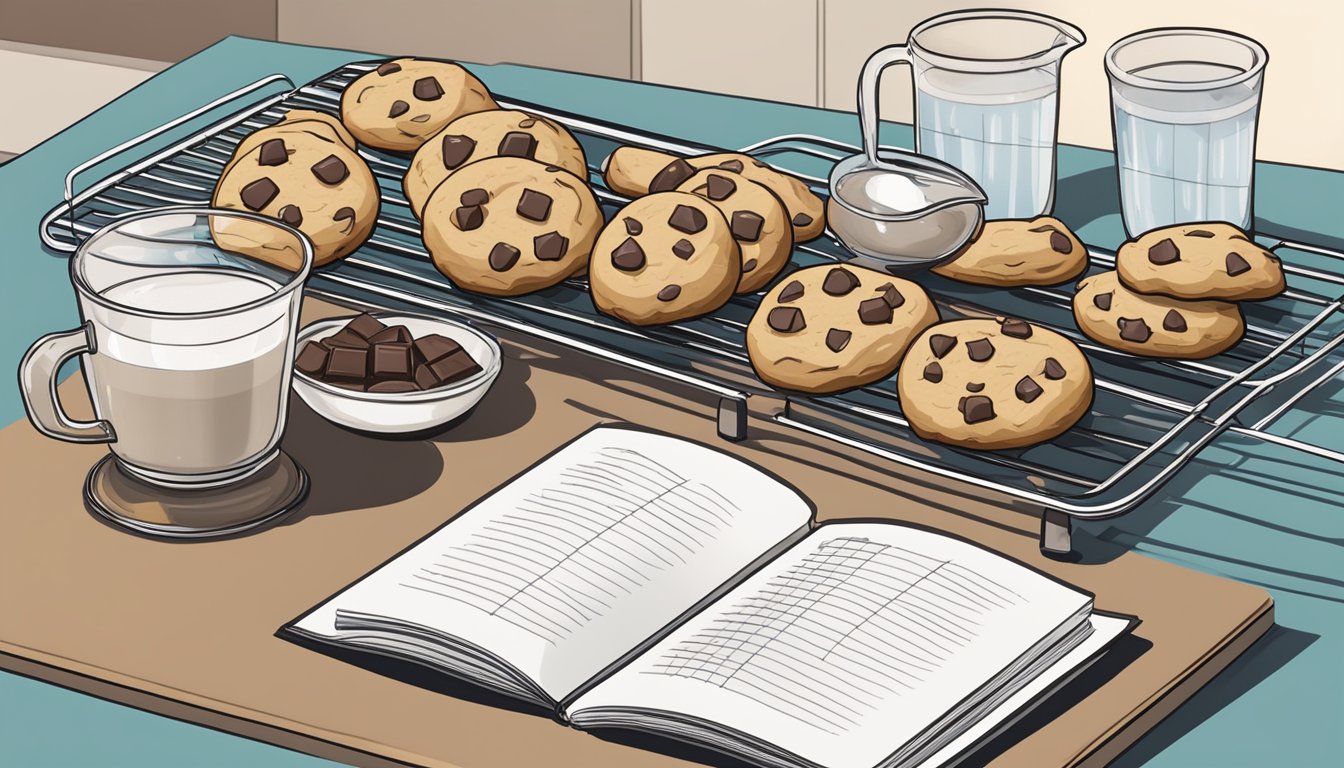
[398,447,739,644]
[643,537,1024,735]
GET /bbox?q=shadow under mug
[19,207,313,489]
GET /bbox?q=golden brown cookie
[932,216,1087,286]
[747,263,938,394]
[898,318,1093,450]
[1115,222,1285,301]
[1073,270,1244,359]
[340,58,497,152]
[223,110,359,178]
[676,169,793,294]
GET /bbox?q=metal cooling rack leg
[1040,509,1073,557]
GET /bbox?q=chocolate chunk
[705,173,737,201]
[876,283,905,309]
[488,242,521,272]
[717,159,744,172]
[413,364,438,390]
[377,61,402,76]
[518,117,537,128]
[1148,238,1180,265]
[426,350,482,385]
[239,177,279,211]
[1094,291,1113,311]
[516,189,553,222]
[345,313,387,340]
[648,158,695,193]
[334,207,355,234]
[1049,231,1073,254]
[668,204,707,234]
[1016,376,1043,403]
[1186,229,1216,238]
[792,212,813,227]
[388,100,410,118]
[731,211,764,242]
[826,328,852,352]
[441,135,477,169]
[371,342,416,382]
[923,362,943,383]
[368,380,418,393]
[311,155,349,185]
[368,325,413,345]
[623,217,643,236]
[930,334,957,359]
[1118,317,1152,343]
[413,76,444,101]
[611,237,645,271]
[257,138,288,167]
[323,329,368,349]
[460,188,489,206]
[413,334,464,364]
[959,395,996,424]
[454,205,484,231]
[671,239,695,259]
[966,382,985,392]
[277,204,303,227]
[533,231,569,261]
[1226,252,1252,276]
[767,306,806,333]
[778,280,804,302]
[1000,318,1033,339]
[1043,358,1066,380]
[743,259,758,273]
[295,341,329,376]
[822,267,860,296]
[325,346,368,382]
[857,297,892,325]
[410,115,432,123]
[657,285,682,302]
[498,131,537,159]
[966,338,995,362]
[1163,309,1188,332]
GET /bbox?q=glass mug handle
[858,44,914,166]
[18,322,116,443]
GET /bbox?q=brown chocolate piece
[460,188,489,207]
[966,382,985,392]
[488,243,521,272]
[454,205,484,231]
[1050,232,1073,254]
[778,280,804,302]
[239,178,279,211]
[611,237,646,271]
[426,351,482,385]
[767,306,806,333]
[717,159,744,172]
[671,239,695,259]
[333,206,356,234]
[623,217,642,236]
[648,158,695,193]
[516,189,552,222]
[857,297,892,325]
[923,362,943,383]
[1118,317,1152,343]
[731,210,764,242]
[368,380,418,393]
[1043,358,1066,380]
[388,100,409,118]
[792,213,813,227]
[498,131,537,159]
[1186,229,1216,238]
[371,342,416,382]
[959,395,996,424]
[323,329,368,349]
[277,204,303,227]
[441,135,476,169]
[1148,238,1180,265]
[966,338,995,362]
[368,325,413,345]
[1226,252,1252,276]
[257,138,288,167]
[826,328,852,352]
[311,155,349,185]
[999,318,1033,339]
[930,334,957,359]
[822,268,859,296]
[345,314,387,340]
[533,231,569,262]
[377,61,402,76]
[705,174,737,201]
[742,259,758,273]
[1016,376,1043,403]
[668,204,707,234]
[414,334,464,365]
[413,364,439,391]
[1094,292,1113,311]
[295,341,329,376]
[876,283,905,309]
[657,285,682,302]
[413,76,444,101]
[1163,309,1188,333]
[325,346,368,382]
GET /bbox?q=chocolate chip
[454,205,484,231]
[295,341,329,376]
[792,212,813,227]
[240,178,279,211]
[778,280,804,302]
[611,237,645,271]
[441,135,476,169]
[377,61,402,76]
[1118,317,1152,343]
[413,334,463,364]
[742,258,758,272]
[1049,231,1073,254]
[277,204,303,227]
[533,231,568,261]
[334,207,355,234]
[705,173,737,201]
[1186,229,1216,238]
[518,117,537,128]
[672,239,695,259]
[826,329,852,352]
[345,314,386,340]
[1000,318,1033,339]
[460,188,489,206]
[822,267,860,296]
[1043,358,1066,380]
[1016,376,1043,403]
[257,138,288,166]
[623,217,642,236]
[413,76,444,101]
[488,243,520,272]
[1148,238,1180,265]
[731,211,764,242]
[498,131,537,159]
[1226,252,1252,276]
[966,382,985,393]
[930,334,957,359]
[717,159,744,172]
[1163,309,1187,332]
[877,283,905,309]
[371,342,416,382]
[857,297,892,325]
[767,306,806,333]
[368,326,413,345]
[959,395,996,424]
[325,346,369,382]
[923,362,943,383]
[648,158,695,193]
[388,100,409,118]
[515,189,552,222]
[657,285,682,302]
[668,204,707,234]
[368,380,418,393]
[966,338,995,362]
[311,155,348,185]
[1094,291,1113,311]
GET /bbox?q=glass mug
[863,10,1084,220]
[20,208,312,489]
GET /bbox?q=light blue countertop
[1,36,1341,767]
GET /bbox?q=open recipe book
[284,426,1135,768]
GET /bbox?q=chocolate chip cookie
[421,156,602,296]
[588,192,740,325]
[341,58,497,152]
[747,264,939,394]
[1073,270,1244,359]
[898,318,1093,450]
[404,109,589,218]
[932,216,1087,286]
[1115,222,1285,301]
[676,169,793,294]
[223,110,359,178]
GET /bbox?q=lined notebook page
[570,522,1092,768]
[292,428,811,702]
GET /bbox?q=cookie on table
[932,216,1087,286]
[677,169,793,294]
[898,318,1093,451]
[589,192,741,325]
[340,58,497,152]
[747,263,939,394]
[1115,222,1285,301]
[404,109,588,218]
[1073,270,1244,359]
[421,156,602,296]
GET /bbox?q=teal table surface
[2,36,1342,768]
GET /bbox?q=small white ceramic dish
[291,312,502,434]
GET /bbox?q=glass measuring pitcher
[861,10,1084,220]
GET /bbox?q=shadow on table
[1053,165,1122,233]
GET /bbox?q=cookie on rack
[404,110,588,218]
[421,156,602,296]
[589,192,741,325]
[1072,270,1244,359]
[747,263,939,394]
[340,58,497,152]
[897,318,1093,450]
[222,110,360,178]
[1115,222,1285,301]
[931,216,1087,287]
[676,169,794,294]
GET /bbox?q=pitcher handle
[858,44,914,166]
[18,322,116,443]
